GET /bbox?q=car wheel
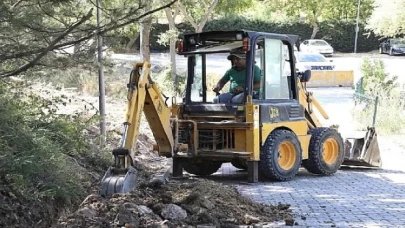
[389,48,394,56]
[379,47,383,54]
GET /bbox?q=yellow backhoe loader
[100,30,381,196]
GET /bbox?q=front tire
[379,47,383,54]
[183,159,222,176]
[259,129,302,181]
[303,127,344,175]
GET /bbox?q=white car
[299,39,334,57]
[294,52,335,72]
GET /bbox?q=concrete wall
[306,70,354,88]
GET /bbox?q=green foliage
[215,0,254,16]
[352,58,405,135]
[138,17,381,53]
[0,81,108,207]
[360,58,398,97]
[153,68,187,97]
[367,0,405,37]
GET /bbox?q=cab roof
[179,30,299,55]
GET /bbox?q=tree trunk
[311,22,319,39]
[169,38,177,82]
[164,7,179,84]
[140,1,152,62]
[126,32,139,53]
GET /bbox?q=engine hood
[392,44,405,49]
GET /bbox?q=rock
[277,203,290,210]
[285,217,295,226]
[79,194,101,207]
[244,214,261,224]
[77,207,97,218]
[201,198,215,210]
[161,204,187,220]
[136,205,153,215]
[114,202,140,226]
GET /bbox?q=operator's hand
[213,86,220,93]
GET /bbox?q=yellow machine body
[100,30,380,196]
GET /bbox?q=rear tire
[259,129,302,181]
[379,47,383,54]
[303,127,344,175]
[231,159,248,170]
[183,159,222,176]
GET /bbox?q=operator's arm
[213,70,230,92]
[253,65,262,90]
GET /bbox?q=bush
[351,58,405,135]
[0,81,108,207]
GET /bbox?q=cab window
[264,38,292,99]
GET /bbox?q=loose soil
[0,82,294,228]
[55,178,293,227]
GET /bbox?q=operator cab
[177,30,304,104]
[176,30,309,119]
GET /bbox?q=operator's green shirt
[221,65,262,94]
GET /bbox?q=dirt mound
[56,178,292,228]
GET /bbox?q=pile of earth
[55,178,293,228]
[1,82,295,228]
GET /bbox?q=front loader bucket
[100,166,138,197]
[342,127,382,168]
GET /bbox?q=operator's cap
[227,49,246,60]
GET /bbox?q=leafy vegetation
[0,80,111,226]
[1,0,405,226]
[367,0,405,37]
[352,58,405,135]
[131,18,381,53]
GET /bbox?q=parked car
[299,39,334,57]
[379,38,405,56]
[294,52,335,72]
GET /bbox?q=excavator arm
[100,62,176,197]
[297,77,331,129]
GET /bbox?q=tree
[0,0,178,78]
[140,0,153,62]
[263,0,374,39]
[163,5,181,82]
[324,0,374,22]
[269,0,331,39]
[366,0,405,37]
[177,0,219,33]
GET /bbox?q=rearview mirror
[300,70,311,82]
